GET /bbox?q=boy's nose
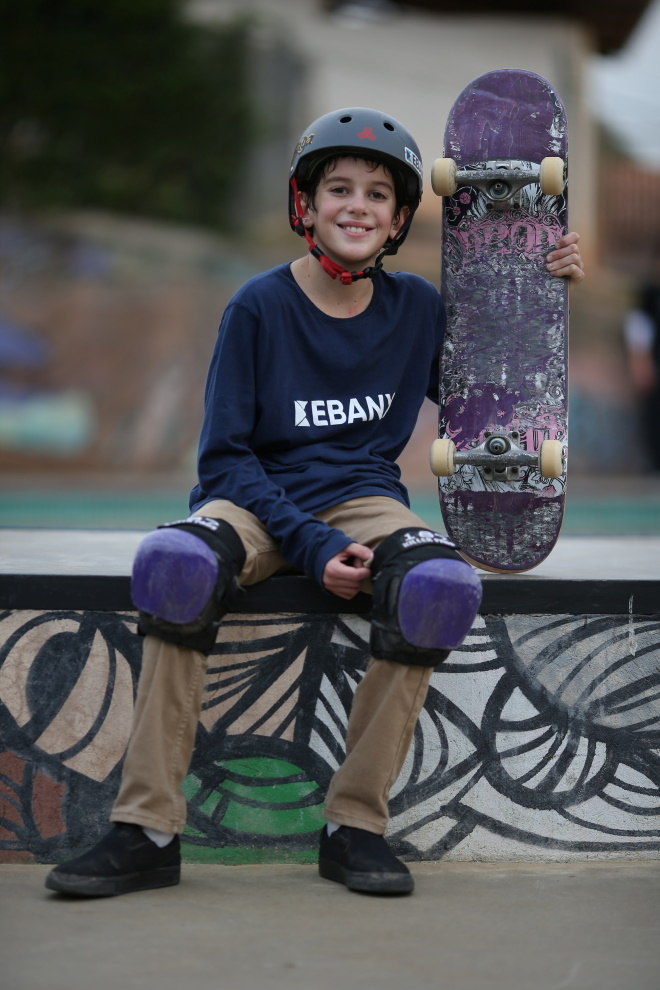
[348,192,368,211]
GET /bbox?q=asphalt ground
[2,861,659,990]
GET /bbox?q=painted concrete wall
[1,607,658,864]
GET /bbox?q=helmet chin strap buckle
[316,248,371,285]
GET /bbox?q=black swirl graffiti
[0,608,658,863]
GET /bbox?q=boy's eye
[327,185,389,200]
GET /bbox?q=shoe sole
[45,864,181,898]
[319,857,414,895]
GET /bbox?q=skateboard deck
[431,69,569,572]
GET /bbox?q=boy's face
[299,157,409,271]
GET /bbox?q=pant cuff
[110,810,185,835]
[323,807,386,835]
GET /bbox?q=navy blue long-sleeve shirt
[190,263,445,584]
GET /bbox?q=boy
[46,107,584,898]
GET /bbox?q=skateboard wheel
[538,439,564,478]
[430,438,456,476]
[431,158,457,197]
[539,157,565,195]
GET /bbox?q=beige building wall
[192,0,598,262]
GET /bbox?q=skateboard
[430,68,569,572]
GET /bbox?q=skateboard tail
[440,488,565,572]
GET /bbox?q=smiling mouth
[340,224,372,234]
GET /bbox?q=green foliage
[0,0,255,228]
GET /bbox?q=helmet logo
[405,146,423,179]
[293,132,315,159]
[357,126,377,141]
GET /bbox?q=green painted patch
[223,756,307,778]
[180,844,318,865]
[182,755,325,840]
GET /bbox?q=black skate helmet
[289,107,423,283]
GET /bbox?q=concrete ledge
[1,531,659,865]
[2,530,659,615]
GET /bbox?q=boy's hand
[546,231,584,283]
[323,543,373,600]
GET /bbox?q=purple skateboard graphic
[431,69,568,572]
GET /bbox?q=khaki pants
[112,496,434,835]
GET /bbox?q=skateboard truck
[431,157,565,208]
[430,431,564,483]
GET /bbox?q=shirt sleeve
[192,302,352,584]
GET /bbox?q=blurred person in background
[623,255,660,472]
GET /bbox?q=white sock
[142,826,175,848]
[325,821,341,836]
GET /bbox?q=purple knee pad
[397,558,482,650]
[131,528,220,625]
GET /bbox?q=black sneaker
[318,825,414,895]
[45,823,181,898]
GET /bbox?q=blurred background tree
[0,0,255,229]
